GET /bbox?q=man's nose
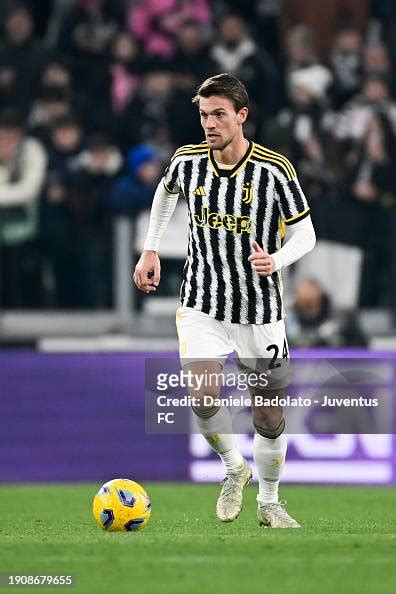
[205,115,216,128]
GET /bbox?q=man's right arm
[133,182,179,293]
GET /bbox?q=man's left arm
[272,215,316,271]
[274,171,316,270]
[249,168,316,275]
[249,216,316,275]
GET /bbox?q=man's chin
[207,136,225,149]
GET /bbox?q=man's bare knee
[183,360,223,399]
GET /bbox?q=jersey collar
[208,140,254,178]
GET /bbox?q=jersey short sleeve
[162,157,181,194]
[277,175,310,225]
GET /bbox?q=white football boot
[216,459,252,522]
[257,500,301,528]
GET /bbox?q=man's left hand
[248,241,276,276]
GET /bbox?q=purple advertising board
[0,353,189,483]
[1,351,396,485]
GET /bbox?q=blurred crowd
[0,0,395,343]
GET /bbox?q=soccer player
[134,74,316,528]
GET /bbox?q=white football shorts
[175,306,290,390]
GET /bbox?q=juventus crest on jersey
[163,140,310,325]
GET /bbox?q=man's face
[219,16,245,45]
[199,95,247,150]
[364,79,388,103]
[336,30,361,54]
[42,65,71,88]
[112,33,137,62]
[52,125,82,151]
[178,24,203,53]
[294,280,322,318]
[0,128,21,162]
[137,161,161,184]
[5,9,33,45]
[43,100,70,121]
[144,72,173,96]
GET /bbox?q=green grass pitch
[0,483,395,594]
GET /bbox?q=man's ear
[237,107,248,124]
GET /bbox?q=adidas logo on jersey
[192,186,206,196]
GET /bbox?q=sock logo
[270,455,285,468]
[207,434,221,445]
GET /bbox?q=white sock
[193,406,244,472]
[253,432,287,504]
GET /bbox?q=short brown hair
[192,73,249,112]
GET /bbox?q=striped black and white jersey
[162,140,310,325]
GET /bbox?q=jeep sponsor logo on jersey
[194,205,252,235]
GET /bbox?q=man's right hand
[133,250,161,293]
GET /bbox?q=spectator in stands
[107,144,161,216]
[28,85,73,144]
[65,134,123,307]
[168,21,215,147]
[280,25,332,108]
[118,61,176,158]
[172,20,217,85]
[42,114,86,210]
[267,66,332,153]
[266,68,334,237]
[36,57,93,133]
[58,0,124,58]
[213,0,282,58]
[40,114,89,308]
[56,0,124,130]
[287,279,367,347]
[127,0,211,59]
[329,27,364,109]
[346,111,396,308]
[109,31,142,117]
[283,25,319,73]
[334,74,396,143]
[40,56,73,89]
[68,132,123,223]
[363,41,395,96]
[0,108,47,307]
[0,2,48,112]
[252,0,282,57]
[350,112,396,206]
[372,0,396,70]
[167,78,207,147]
[210,14,278,121]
